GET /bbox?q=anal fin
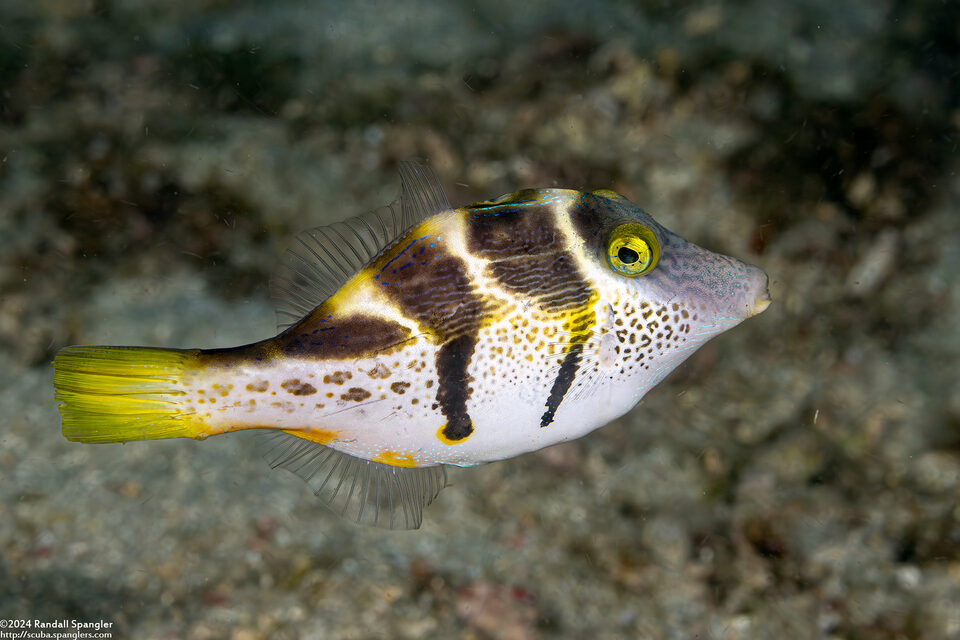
[261,432,448,530]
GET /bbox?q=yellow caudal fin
[53,346,208,443]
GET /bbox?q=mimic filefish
[53,162,770,529]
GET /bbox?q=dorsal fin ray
[271,160,452,330]
[399,160,451,225]
[261,432,448,530]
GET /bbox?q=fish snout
[747,285,771,318]
[734,264,771,319]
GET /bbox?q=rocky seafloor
[1,1,959,638]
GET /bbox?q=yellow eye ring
[606,223,660,277]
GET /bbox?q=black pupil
[618,246,640,264]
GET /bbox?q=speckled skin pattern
[182,189,769,467]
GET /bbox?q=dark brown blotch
[384,252,491,342]
[390,381,411,395]
[540,342,585,427]
[487,252,592,313]
[465,197,564,258]
[436,334,476,443]
[373,230,489,442]
[245,380,269,392]
[281,378,317,396]
[276,312,413,360]
[323,371,352,385]
[341,387,372,402]
[569,192,616,249]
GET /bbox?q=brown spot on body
[323,371,352,385]
[341,387,371,402]
[245,380,269,392]
[281,378,317,396]
[390,381,411,394]
[367,363,391,379]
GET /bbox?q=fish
[53,161,770,529]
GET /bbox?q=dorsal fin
[398,160,452,224]
[261,433,448,530]
[270,160,452,330]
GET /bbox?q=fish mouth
[747,288,772,317]
[731,266,770,319]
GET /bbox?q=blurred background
[1,1,959,638]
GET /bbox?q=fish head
[571,190,770,382]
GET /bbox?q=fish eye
[606,222,660,277]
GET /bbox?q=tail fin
[53,346,208,443]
